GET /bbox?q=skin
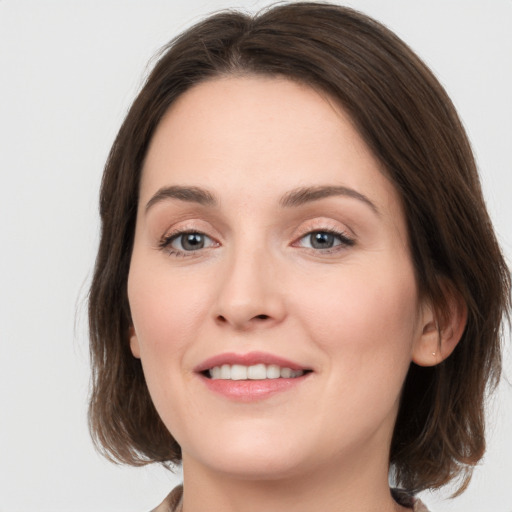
[128,76,461,512]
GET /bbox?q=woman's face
[128,76,429,481]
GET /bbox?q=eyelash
[294,228,355,253]
[159,227,355,258]
[158,230,217,258]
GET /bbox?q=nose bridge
[214,232,285,329]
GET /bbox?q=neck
[180,445,409,512]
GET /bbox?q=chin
[204,453,306,482]
[180,425,312,481]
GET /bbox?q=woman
[88,3,510,511]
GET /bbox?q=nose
[213,243,287,331]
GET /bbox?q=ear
[412,284,467,367]
[129,326,141,359]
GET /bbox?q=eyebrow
[279,185,379,214]
[145,184,378,215]
[145,185,217,212]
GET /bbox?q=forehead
[140,75,402,221]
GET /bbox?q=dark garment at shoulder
[392,488,430,511]
[392,488,415,508]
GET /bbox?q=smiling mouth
[203,364,312,380]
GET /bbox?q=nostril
[215,313,272,326]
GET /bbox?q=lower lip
[199,374,310,401]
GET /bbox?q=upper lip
[194,351,310,373]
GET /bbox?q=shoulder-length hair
[88,1,510,494]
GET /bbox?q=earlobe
[412,286,467,367]
[129,326,141,359]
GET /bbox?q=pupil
[182,233,204,250]
[311,232,334,249]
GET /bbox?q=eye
[297,230,354,251]
[160,231,216,255]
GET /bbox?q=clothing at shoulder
[151,485,431,512]
[151,485,183,512]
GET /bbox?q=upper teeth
[208,364,305,380]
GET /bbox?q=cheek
[295,258,419,373]
[290,259,420,444]
[127,260,210,367]
[127,260,216,436]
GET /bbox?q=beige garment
[414,500,430,512]
[151,485,430,512]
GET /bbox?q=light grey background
[0,1,510,511]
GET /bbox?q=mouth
[195,352,313,400]
[203,363,310,380]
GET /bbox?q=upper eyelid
[293,218,355,239]
[160,229,215,246]
[159,220,220,242]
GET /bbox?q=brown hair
[88,2,510,494]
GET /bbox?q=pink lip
[201,377,309,401]
[195,351,312,402]
[194,351,308,373]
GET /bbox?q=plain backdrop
[0,1,510,511]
